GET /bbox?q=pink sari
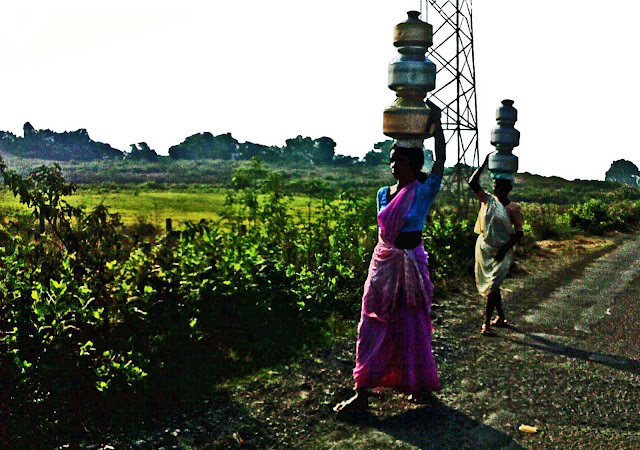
[353,181,441,393]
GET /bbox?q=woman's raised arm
[426,100,446,178]
[468,154,489,203]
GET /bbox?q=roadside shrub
[621,200,640,228]
[567,199,628,234]
[422,208,476,286]
[521,203,570,240]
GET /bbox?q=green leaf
[33,300,51,317]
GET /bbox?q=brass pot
[383,95,433,140]
[394,11,433,48]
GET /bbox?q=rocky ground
[63,232,640,449]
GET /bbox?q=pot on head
[488,151,518,174]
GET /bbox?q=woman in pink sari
[334,103,446,412]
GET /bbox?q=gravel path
[523,232,640,336]
[483,233,640,448]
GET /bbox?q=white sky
[0,0,637,180]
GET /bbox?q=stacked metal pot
[383,11,436,148]
[488,100,520,175]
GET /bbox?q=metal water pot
[490,127,520,149]
[383,11,436,141]
[490,99,520,150]
[388,46,436,92]
[496,99,517,126]
[383,95,432,140]
[394,10,433,47]
[488,151,518,173]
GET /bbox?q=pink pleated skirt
[353,305,441,394]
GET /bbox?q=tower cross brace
[424,0,479,211]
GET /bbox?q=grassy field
[0,187,325,227]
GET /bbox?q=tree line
[2,123,638,183]
[0,122,407,167]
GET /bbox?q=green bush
[422,207,476,286]
[567,199,629,234]
[621,200,640,228]
[0,157,382,444]
[521,203,570,240]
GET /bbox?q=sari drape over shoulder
[361,181,433,322]
[474,194,514,296]
[353,181,441,394]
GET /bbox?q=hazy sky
[1,1,637,180]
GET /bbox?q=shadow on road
[502,325,640,375]
[338,399,524,449]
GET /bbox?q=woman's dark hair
[395,147,427,182]
[493,178,513,192]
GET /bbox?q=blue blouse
[376,174,442,232]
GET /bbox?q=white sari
[474,194,514,296]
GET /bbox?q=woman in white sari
[468,156,524,336]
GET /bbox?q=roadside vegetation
[1,155,640,446]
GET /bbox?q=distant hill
[0,122,123,161]
[509,172,627,205]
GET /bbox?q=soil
[66,232,640,449]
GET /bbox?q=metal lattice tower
[422,0,478,210]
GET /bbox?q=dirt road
[309,232,640,449]
[80,233,640,448]
[495,232,640,448]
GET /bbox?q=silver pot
[488,151,518,173]
[490,127,520,149]
[490,99,520,150]
[496,99,517,127]
[388,46,436,92]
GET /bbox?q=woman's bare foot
[481,324,493,336]
[333,391,368,412]
[491,317,509,327]
[407,392,438,405]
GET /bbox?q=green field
[0,188,323,227]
